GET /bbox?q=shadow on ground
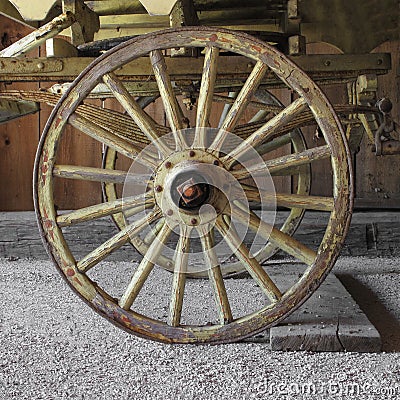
[338,274,400,352]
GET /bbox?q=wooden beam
[0,53,390,82]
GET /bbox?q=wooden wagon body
[0,0,399,344]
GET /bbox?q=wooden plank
[0,53,390,82]
[268,269,381,352]
[0,15,39,211]
[87,0,287,15]
[0,209,399,259]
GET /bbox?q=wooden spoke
[168,225,191,327]
[212,93,283,114]
[225,97,308,163]
[68,113,157,168]
[199,227,233,324]
[249,109,271,123]
[255,133,292,157]
[57,193,154,227]
[102,72,171,156]
[150,50,187,150]
[217,92,237,128]
[193,46,219,149]
[232,145,331,180]
[77,209,161,273]
[144,219,165,245]
[233,111,318,146]
[270,167,303,177]
[242,184,334,212]
[211,61,268,150]
[228,134,293,169]
[119,221,172,310]
[232,203,316,265]
[216,215,282,303]
[53,165,148,185]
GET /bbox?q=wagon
[0,0,399,344]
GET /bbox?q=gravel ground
[1,256,400,399]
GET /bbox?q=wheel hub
[174,173,211,210]
[153,150,229,226]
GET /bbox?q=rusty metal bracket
[373,140,400,155]
[0,58,63,74]
[345,74,400,156]
[373,98,400,156]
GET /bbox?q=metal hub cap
[173,174,211,210]
[153,150,229,227]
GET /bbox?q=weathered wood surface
[355,41,400,209]
[267,268,381,352]
[0,15,39,211]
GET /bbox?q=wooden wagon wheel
[34,27,353,344]
[101,90,311,277]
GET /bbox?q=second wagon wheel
[101,90,311,277]
[34,27,353,344]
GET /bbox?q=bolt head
[155,185,163,193]
[166,209,173,216]
[165,161,172,169]
[377,98,393,114]
[190,218,198,225]
[189,150,195,157]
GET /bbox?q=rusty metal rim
[34,27,353,344]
